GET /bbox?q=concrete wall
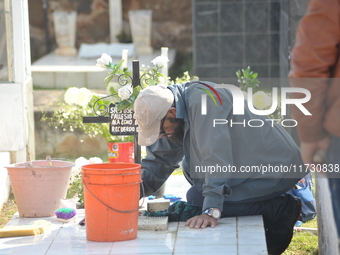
[35,111,108,160]
[34,90,108,160]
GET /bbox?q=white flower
[64,87,92,107]
[157,76,166,85]
[118,85,133,100]
[252,91,272,110]
[151,55,169,67]
[70,157,90,183]
[89,157,103,164]
[96,53,112,68]
[74,88,93,107]
[75,157,89,168]
[70,166,81,183]
[64,87,79,105]
[62,112,70,117]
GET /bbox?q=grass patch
[283,217,318,255]
[302,218,318,228]
[283,232,318,255]
[0,199,17,228]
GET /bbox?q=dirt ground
[0,199,17,228]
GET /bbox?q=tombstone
[53,11,77,56]
[109,0,122,43]
[129,10,153,55]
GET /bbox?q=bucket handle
[83,182,141,214]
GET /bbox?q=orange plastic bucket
[82,163,141,242]
[107,142,134,163]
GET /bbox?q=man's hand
[300,136,331,165]
[185,214,217,229]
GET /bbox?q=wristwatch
[203,208,221,219]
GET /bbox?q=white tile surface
[0,180,268,255]
[0,214,268,255]
[175,219,237,254]
[0,212,64,255]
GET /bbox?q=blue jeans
[326,135,340,238]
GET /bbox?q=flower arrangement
[41,87,120,142]
[66,156,103,207]
[41,53,195,142]
[236,66,281,120]
[96,53,169,111]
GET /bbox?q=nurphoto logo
[199,84,312,128]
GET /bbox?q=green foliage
[104,60,130,87]
[66,173,84,207]
[236,66,260,90]
[170,71,198,85]
[236,66,282,121]
[116,29,132,43]
[41,92,121,142]
[105,61,166,111]
[142,64,167,86]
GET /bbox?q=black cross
[83,60,142,164]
